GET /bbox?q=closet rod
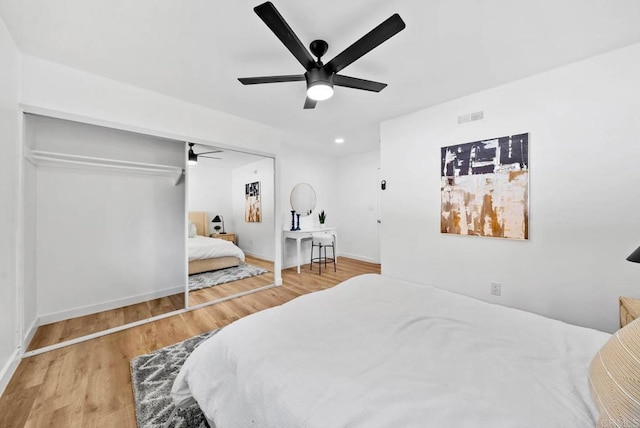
[25,149,184,185]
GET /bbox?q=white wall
[336,150,381,263]
[0,14,21,393]
[26,116,186,322]
[381,42,640,333]
[19,54,282,157]
[280,144,339,268]
[187,163,233,233]
[232,158,275,261]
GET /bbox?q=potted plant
[318,210,326,226]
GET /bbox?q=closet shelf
[24,149,184,185]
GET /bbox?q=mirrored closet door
[185,143,276,309]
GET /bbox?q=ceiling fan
[187,142,222,165]
[238,2,406,109]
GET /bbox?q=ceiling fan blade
[326,13,406,74]
[198,149,223,155]
[254,2,316,70]
[334,75,387,92]
[199,155,222,160]
[303,97,317,109]
[238,75,305,85]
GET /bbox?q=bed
[188,212,244,275]
[171,274,629,427]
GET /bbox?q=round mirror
[290,183,316,216]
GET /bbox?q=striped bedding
[589,319,640,426]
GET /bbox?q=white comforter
[188,236,244,262]
[172,274,609,428]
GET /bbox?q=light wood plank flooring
[0,257,380,428]
[27,256,275,350]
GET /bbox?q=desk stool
[310,233,336,275]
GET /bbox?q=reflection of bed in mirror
[188,212,245,275]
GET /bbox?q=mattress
[188,236,245,262]
[172,273,610,428]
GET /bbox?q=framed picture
[245,181,261,223]
[440,133,529,240]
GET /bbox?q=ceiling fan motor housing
[305,67,334,88]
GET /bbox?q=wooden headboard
[188,211,209,236]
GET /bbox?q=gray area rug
[130,329,220,428]
[188,263,268,291]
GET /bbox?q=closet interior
[22,114,278,355]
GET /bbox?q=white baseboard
[23,318,39,351]
[283,252,380,270]
[243,250,274,262]
[38,285,185,326]
[0,348,21,396]
[337,252,380,265]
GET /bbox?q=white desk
[283,227,337,273]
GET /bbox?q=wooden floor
[27,256,275,350]
[0,257,380,427]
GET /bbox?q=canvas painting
[245,181,261,222]
[441,133,529,240]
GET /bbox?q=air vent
[470,111,484,121]
[458,114,471,124]
[458,110,484,125]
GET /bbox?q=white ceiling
[2,0,640,157]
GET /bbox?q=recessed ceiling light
[334,138,345,144]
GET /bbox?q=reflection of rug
[131,329,220,428]
[188,263,268,291]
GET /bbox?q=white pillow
[188,222,197,238]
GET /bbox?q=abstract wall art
[245,181,261,222]
[441,133,529,240]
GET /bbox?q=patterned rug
[188,263,268,291]
[130,329,220,428]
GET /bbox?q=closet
[21,113,281,356]
[23,114,187,352]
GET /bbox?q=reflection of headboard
[188,211,209,236]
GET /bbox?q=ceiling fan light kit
[306,83,333,101]
[306,67,334,101]
[238,1,405,109]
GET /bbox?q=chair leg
[318,243,322,274]
[332,244,336,272]
[310,242,313,271]
[323,246,327,268]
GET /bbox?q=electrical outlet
[490,281,501,296]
